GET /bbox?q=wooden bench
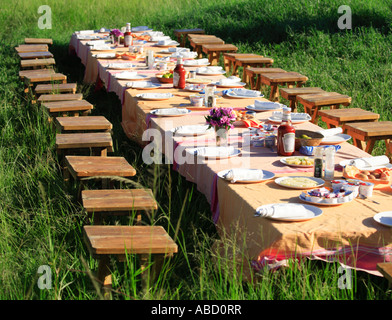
[24,73,67,94]
[55,116,112,133]
[342,121,392,154]
[296,92,352,124]
[377,263,392,288]
[280,87,326,112]
[38,93,83,103]
[42,100,93,118]
[189,37,225,59]
[20,58,55,70]
[258,72,309,102]
[318,108,380,129]
[233,57,274,82]
[19,68,55,81]
[24,38,53,45]
[173,28,205,47]
[15,44,49,53]
[82,188,158,224]
[222,53,260,74]
[83,225,177,298]
[201,44,238,65]
[35,83,77,95]
[18,51,54,60]
[244,67,287,90]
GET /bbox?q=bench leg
[269,85,279,101]
[97,255,112,300]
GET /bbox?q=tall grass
[0,0,391,300]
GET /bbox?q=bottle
[124,23,132,47]
[313,147,323,178]
[277,107,296,156]
[173,57,186,89]
[204,84,216,107]
[324,146,335,180]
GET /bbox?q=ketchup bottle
[173,57,186,89]
[277,107,296,156]
[124,23,132,47]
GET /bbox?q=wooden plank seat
[318,108,380,129]
[189,36,225,58]
[233,57,274,82]
[280,87,326,112]
[55,116,112,133]
[258,72,309,102]
[222,53,260,74]
[20,58,55,70]
[342,121,392,154]
[15,44,49,53]
[35,83,77,95]
[18,51,54,60]
[24,38,53,45]
[83,225,178,298]
[24,73,67,94]
[42,100,93,118]
[377,263,392,288]
[244,67,287,90]
[82,188,158,224]
[201,44,238,65]
[38,93,83,103]
[173,28,205,47]
[296,92,352,124]
[19,68,55,81]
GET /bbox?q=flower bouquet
[205,107,236,146]
[109,29,124,44]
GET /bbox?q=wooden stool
[83,225,178,298]
[38,93,83,103]
[82,189,158,224]
[42,100,93,119]
[18,51,54,60]
[20,58,55,70]
[297,92,351,124]
[201,44,238,65]
[189,37,225,59]
[25,38,53,45]
[318,108,380,129]
[222,53,260,74]
[234,57,274,82]
[24,73,67,95]
[35,83,77,95]
[244,67,286,90]
[280,87,325,112]
[55,116,112,133]
[377,263,392,288]
[258,72,308,102]
[15,44,49,53]
[343,121,392,154]
[19,68,55,81]
[173,28,205,47]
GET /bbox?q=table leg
[269,84,279,101]
[97,255,112,300]
[365,138,376,154]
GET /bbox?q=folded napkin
[218,76,242,85]
[195,146,235,157]
[158,39,174,46]
[318,127,343,138]
[91,44,113,50]
[255,204,309,219]
[254,100,282,109]
[115,71,138,79]
[151,36,171,42]
[271,112,310,120]
[168,47,190,53]
[196,66,223,74]
[87,40,106,46]
[349,155,390,169]
[94,53,116,58]
[144,31,164,37]
[106,63,134,69]
[141,93,173,100]
[230,88,261,97]
[223,168,264,183]
[131,81,158,88]
[132,26,150,32]
[172,51,198,59]
[184,58,209,65]
[173,125,212,135]
[78,30,95,34]
[154,107,186,115]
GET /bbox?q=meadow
[0,0,391,300]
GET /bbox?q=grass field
[0,0,392,300]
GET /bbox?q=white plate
[226,92,263,99]
[196,70,226,76]
[105,63,136,70]
[246,103,283,112]
[339,159,392,170]
[275,176,325,189]
[213,82,247,88]
[373,212,392,227]
[280,156,314,168]
[255,203,323,222]
[116,74,149,81]
[218,169,275,183]
[129,83,162,90]
[151,108,190,116]
[268,113,311,124]
[193,147,241,159]
[137,93,174,101]
[320,133,352,145]
[299,193,354,206]
[171,125,214,136]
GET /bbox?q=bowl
[295,130,324,148]
[156,73,173,83]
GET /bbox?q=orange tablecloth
[69,32,392,277]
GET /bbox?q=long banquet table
[69,31,392,277]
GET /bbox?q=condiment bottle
[313,147,323,178]
[173,57,186,89]
[324,146,336,180]
[124,23,132,47]
[277,107,296,156]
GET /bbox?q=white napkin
[349,155,390,169]
[158,39,174,46]
[144,31,164,37]
[171,51,198,59]
[255,204,309,219]
[106,63,134,69]
[115,71,138,79]
[91,44,113,51]
[141,93,173,100]
[168,47,190,53]
[78,30,95,34]
[154,107,185,115]
[223,168,264,183]
[318,127,343,138]
[271,112,310,120]
[195,146,234,157]
[87,40,106,46]
[131,81,158,88]
[197,66,223,74]
[184,58,209,65]
[254,100,282,109]
[151,36,171,42]
[219,76,242,85]
[231,88,261,97]
[173,125,212,135]
[132,26,150,32]
[94,53,116,58]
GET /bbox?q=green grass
[0,0,391,300]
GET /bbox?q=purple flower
[205,106,236,130]
[110,29,123,37]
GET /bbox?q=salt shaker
[324,146,335,180]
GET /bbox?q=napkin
[271,112,309,120]
[168,47,190,53]
[349,155,390,169]
[158,39,174,46]
[115,71,138,79]
[78,30,95,34]
[195,146,235,157]
[218,76,242,85]
[132,26,150,32]
[87,40,106,46]
[91,44,113,50]
[173,125,212,135]
[154,107,185,115]
[184,58,209,65]
[131,81,158,88]
[106,63,133,69]
[151,36,171,42]
[318,127,343,138]
[223,168,264,183]
[230,88,261,97]
[196,66,223,74]
[254,100,282,109]
[141,93,173,100]
[255,204,309,219]
[172,51,198,59]
[144,31,164,37]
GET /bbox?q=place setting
[224,88,263,99]
[126,81,163,90]
[246,100,284,112]
[211,76,246,88]
[255,203,323,222]
[218,168,275,183]
[171,124,215,137]
[195,66,226,76]
[268,111,311,124]
[137,92,175,101]
[104,62,136,70]
[115,71,149,80]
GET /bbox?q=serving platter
[275,176,325,189]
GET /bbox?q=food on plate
[301,187,354,204]
[343,165,392,184]
[300,134,312,139]
[233,110,254,120]
[162,72,173,79]
[278,177,321,188]
[284,157,314,166]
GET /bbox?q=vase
[215,127,228,147]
